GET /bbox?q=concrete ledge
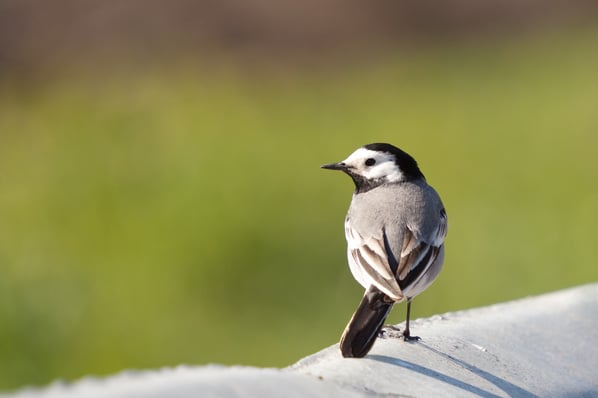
[3,283,598,398]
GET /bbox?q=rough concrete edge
[289,282,597,371]
[288,282,598,398]
[2,283,597,398]
[0,365,369,398]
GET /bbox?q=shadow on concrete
[370,344,537,398]
[420,343,537,398]
[369,354,501,397]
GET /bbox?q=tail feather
[340,286,393,358]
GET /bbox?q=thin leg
[402,299,420,341]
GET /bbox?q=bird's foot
[402,330,421,342]
[378,325,403,339]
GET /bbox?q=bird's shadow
[368,342,538,398]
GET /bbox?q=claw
[402,330,421,342]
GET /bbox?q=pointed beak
[321,162,347,171]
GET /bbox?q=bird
[321,143,447,358]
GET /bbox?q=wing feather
[359,243,395,280]
[396,207,447,290]
[345,207,448,301]
[348,228,404,300]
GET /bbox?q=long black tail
[340,285,393,358]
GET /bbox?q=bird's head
[321,143,424,192]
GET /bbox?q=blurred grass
[1,25,598,390]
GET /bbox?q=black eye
[365,158,376,167]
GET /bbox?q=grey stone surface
[3,366,364,398]
[3,283,597,398]
[292,282,598,397]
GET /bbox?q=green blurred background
[1,0,597,391]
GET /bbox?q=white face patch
[342,147,404,183]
